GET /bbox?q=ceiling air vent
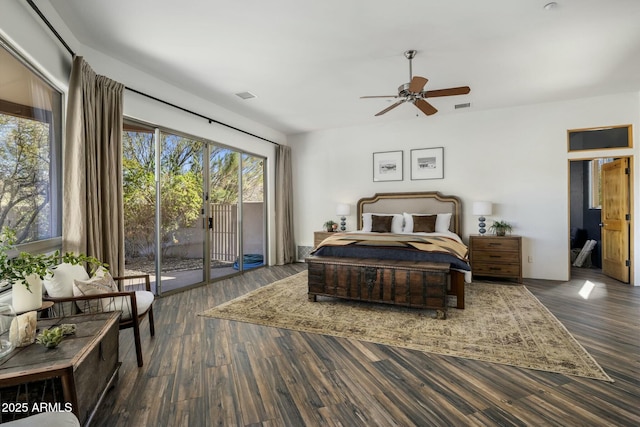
[235,91,257,100]
[455,102,471,109]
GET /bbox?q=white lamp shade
[336,203,351,216]
[472,201,492,216]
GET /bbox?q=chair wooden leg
[132,320,143,367]
[147,308,155,337]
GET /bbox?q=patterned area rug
[199,271,612,382]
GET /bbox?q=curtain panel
[275,145,296,264]
[63,56,125,276]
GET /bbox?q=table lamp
[336,204,350,231]
[472,201,492,235]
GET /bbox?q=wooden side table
[313,231,336,248]
[469,235,522,283]
[0,312,120,425]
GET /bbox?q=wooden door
[601,158,630,283]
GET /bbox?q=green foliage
[489,220,513,235]
[0,227,57,292]
[0,114,53,242]
[36,323,76,349]
[0,227,105,292]
[59,252,108,275]
[323,220,337,231]
[36,327,64,348]
[122,131,264,259]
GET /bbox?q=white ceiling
[47,0,640,135]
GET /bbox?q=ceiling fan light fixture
[544,2,558,11]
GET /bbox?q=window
[0,41,62,245]
[588,158,613,209]
[568,125,632,152]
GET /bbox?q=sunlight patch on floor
[579,280,595,299]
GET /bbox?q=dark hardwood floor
[93,264,640,427]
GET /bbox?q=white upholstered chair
[43,263,155,367]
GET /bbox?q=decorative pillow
[403,212,453,233]
[435,213,452,233]
[73,272,119,312]
[72,272,153,320]
[371,215,393,233]
[362,213,403,233]
[412,214,437,233]
[43,263,90,298]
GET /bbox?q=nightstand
[314,231,335,248]
[469,235,522,283]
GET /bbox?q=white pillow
[362,213,403,233]
[43,263,90,298]
[73,272,153,320]
[403,212,452,233]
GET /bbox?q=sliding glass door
[157,131,205,292]
[123,121,266,295]
[208,147,239,279]
[240,154,265,271]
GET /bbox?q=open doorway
[568,156,633,283]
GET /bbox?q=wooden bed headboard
[356,191,463,236]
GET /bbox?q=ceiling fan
[361,50,470,116]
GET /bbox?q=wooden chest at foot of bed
[305,256,450,318]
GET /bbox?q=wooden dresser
[469,235,522,283]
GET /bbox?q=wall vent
[455,102,471,109]
[235,91,257,100]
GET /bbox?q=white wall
[1,1,285,265]
[4,1,640,281]
[290,92,640,282]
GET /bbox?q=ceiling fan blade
[375,100,406,116]
[424,86,470,98]
[409,76,428,93]
[414,99,438,116]
[360,95,399,99]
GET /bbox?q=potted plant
[489,220,513,236]
[0,227,105,312]
[323,220,337,232]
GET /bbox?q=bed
[305,191,469,318]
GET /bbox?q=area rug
[199,271,613,382]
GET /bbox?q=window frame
[0,37,64,247]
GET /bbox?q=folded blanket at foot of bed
[311,232,470,271]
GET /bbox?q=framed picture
[410,147,444,180]
[373,150,403,182]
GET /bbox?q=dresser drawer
[471,238,519,252]
[472,251,520,263]
[472,263,521,277]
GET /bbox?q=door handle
[208,217,213,229]
[599,223,606,227]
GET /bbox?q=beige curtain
[63,56,125,276]
[275,145,296,264]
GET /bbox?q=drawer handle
[489,267,502,271]
[489,255,501,258]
